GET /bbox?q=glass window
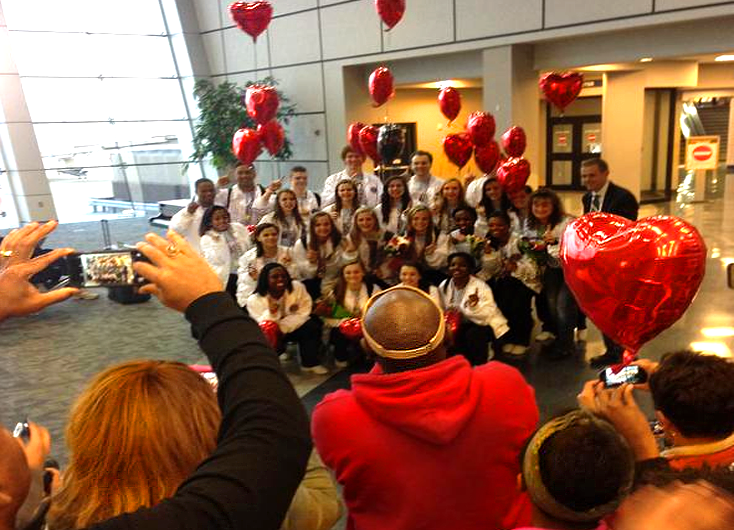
[552,124,573,154]
[21,78,187,122]
[552,161,573,186]
[582,123,602,154]
[9,33,176,78]
[2,0,166,34]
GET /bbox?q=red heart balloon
[339,317,363,341]
[438,87,461,123]
[369,67,394,107]
[375,0,405,30]
[229,1,273,41]
[501,126,526,158]
[561,213,706,354]
[358,125,381,165]
[232,128,262,166]
[466,112,496,148]
[259,319,282,350]
[442,132,473,169]
[347,122,366,156]
[474,140,500,174]
[257,120,284,156]
[496,157,530,194]
[444,308,462,336]
[245,85,279,125]
[539,72,583,113]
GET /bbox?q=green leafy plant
[186,76,297,173]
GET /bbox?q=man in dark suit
[580,158,639,367]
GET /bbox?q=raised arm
[89,231,311,530]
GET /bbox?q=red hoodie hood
[350,356,480,445]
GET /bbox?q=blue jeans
[542,267,578,352]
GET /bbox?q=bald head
[363,287,446,372]
[0,429,31,529]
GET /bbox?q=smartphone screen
[601,365,646,387]
[67,250,148,288]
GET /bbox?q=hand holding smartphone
[599,365,647,388]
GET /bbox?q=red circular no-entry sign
[692,145,713,161]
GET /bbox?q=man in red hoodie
[312,285,539,530]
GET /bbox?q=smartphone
[65,250,150,288]
[13,419,30,443]
[599,365,647,388]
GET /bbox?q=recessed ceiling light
[715,54,734,62]
[640,57,653,62]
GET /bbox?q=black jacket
[582,181,639,221]
[87,293,312,530]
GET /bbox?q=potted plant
[186,76,297,174]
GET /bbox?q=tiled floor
[1,179,733,471]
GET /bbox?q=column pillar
[601,70,646,199]
[482,44,540,187]
[0,1,57,226]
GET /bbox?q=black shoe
[589,351,622,368]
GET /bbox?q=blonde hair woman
[48,361,340,530]
[47,361,220,529]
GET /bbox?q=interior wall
[346,86,484,180]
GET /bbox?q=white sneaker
[334,360,349,369]
[302,365,329,375]
[576,329,588,342]
[535,331,556,342]
[511,345,528,356]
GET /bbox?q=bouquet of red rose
[518,236,549,265]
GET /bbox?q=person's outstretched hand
[0,221,78,322]
[134,230,223,313]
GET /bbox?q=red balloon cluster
[442,133,473,169]
[232,85,284,164]
[539,72,583,113]
[375,0,406,30]
[245,85,279,125]
[358,125,381,165]
[561,213,706,355]
[257,120,284,156]
[369,67,394,107]
[229,1,273,41]
[233,128,262,166]
[467,112,496,147]
[438,87,461,123]
[493,126,530,194]
[347,122,366,156]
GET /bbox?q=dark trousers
[329,327,363,363]
[302,277,322,301]
[542,267,578,352]
[284,316,323,368]
[450,320,494,366]
[490,275,535,347]
[536,289,552,332]
[577,311,622,357]
[225,274,238,301]
[603,334,624,359]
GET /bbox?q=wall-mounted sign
[685,136,719,171]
